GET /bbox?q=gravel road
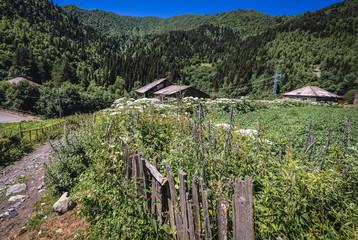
[0,142,56,240]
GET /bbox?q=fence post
[192,176,201,240]
[178,170,189,240]
[233,176,254,240]
[186,192,195,240]
[200,178,212,240]
[217,199,229,240]
[166,161,184,240]
[19,122,23,138]
[29,130,31,142]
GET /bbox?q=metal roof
[135,78,168,93]
[154,85,191,95]
[283,86,341,98]
[6,77,42,87]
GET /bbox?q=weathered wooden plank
[192,176,201,240]
[36,129,38,140]
[139,157,148,212]
[178,170,189,240]
[166,161,183,240]
[125,148,131,179]
[186,192,195,240]
[132,153,137,182]
[29,130,31,142]
[200,178,212,240]
[232,193,237,239]
[217,198,229,240]
[105,118,114,139]
[144,159,168,186]
[233,176,255,240]
[168,199,177,240]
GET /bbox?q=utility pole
[57,86,62,118]
[273,67,282,94]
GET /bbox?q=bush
[0,136,33,167]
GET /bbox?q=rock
[53,192,74,214]
[8,195,27,202]
[13,202,21,208]
[6,210,18,219]
[56,229,63,234]
[6,184,26,196]
[37,183,44,190]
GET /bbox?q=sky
[52,0,343,18]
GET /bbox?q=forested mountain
[62,1,358,99]
[0,0,357,117]
[61,5,279,40]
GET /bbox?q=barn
[135,78,172,98]
[282,86,341,102]
[154,85,210,99]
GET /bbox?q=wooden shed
[154,85,210,99]
[283,86,341,102]
[6,77,41,87]
[135,78,172,98]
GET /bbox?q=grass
[26,194,59,231]
[234,105,358,149]
[0,119,63,140]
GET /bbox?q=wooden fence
[124,148,255,240]
[1,120,66,143]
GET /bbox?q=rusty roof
[135,78,168,93]
[6,77,42,87]
[283,86,341,98]
[154,85,191,95]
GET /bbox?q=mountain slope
[61,5,279,39]
[0,0,122,86]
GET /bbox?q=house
[6,77,42,87]
[135,78,172,98]
[282,86,341,102]
[154,85,210,99]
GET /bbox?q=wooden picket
[125,147,255,240]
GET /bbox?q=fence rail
[0,121,66,143]
[124,147,255,240]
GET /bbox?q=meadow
[44,98,357,239]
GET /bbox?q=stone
[13,202,21,208]
[56,229,63,234]
[8,195,27,202]
[6,210,18,219]
[6,184,26,196]
[53,192,74,214]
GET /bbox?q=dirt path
[0,142,56,240]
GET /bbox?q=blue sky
[53,0,343,18]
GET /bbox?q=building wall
[283,96,339,103]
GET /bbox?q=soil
[0,141,89,240]
[0,142,55,240]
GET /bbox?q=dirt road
[0,111,37,124]
[0,142,56,240]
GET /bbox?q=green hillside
[61,5,278,39]
[0,0,357,117]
